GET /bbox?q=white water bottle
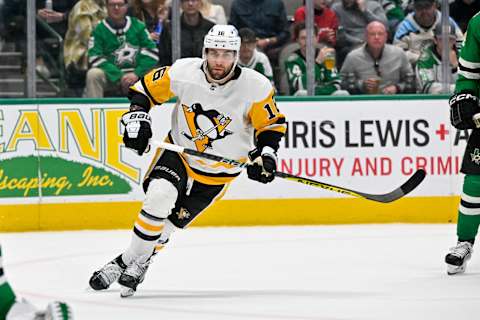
[45,0,53,10]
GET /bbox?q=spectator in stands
[450,0,480,33]
[238,28,275,86]
[179,0,214,58]
[1,0,25,50]
[153,1,171,66]
[129,0,172,66]
[381,0,406,36]
[36,0,76,77]
[128,0,165,32]
[416,21,458,94]
[294,0,339,47]
[200,0,227,24]
[285,22,345,96]
[37,0,75,38]
[2,0,75,78]
[332,0,387,68]
[85,0,158,97]
[340,21,413,95]
[64,0,107,96]
[394,0,463,66]
[229,0,290,61]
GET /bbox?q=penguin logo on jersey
[181,103,233,152]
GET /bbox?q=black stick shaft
[151,141,426,203]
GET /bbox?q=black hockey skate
[445,241,473,275]
[118,257,152,298]
[89,255,127,290]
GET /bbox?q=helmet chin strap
[202,59,238,85]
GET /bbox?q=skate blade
[447,264,466,275]
[120,286,136,298]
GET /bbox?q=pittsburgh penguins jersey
[130,58,286,185]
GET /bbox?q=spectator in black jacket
[180,0,214,58]
[2,0,75,78]
[2,0,74,45]
[450,0,480,32]
[229,0,290,65]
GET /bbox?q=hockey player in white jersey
[89,24,287,297]
[0,244,73,320]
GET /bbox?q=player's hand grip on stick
[149,140,426,203]
[247,147,277,184]
[121,110,152,156]
[450,91,479,129]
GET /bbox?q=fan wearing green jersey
[285,22,344,96]
[85,0,159,97]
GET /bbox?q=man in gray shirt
[332,0,387,66]
[340,21,413,94]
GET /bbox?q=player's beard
[207,63,233,80]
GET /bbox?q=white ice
[1,224,478,320]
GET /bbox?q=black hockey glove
[449,91,480,129]
[121,109,152,156]
[247,146,277,184]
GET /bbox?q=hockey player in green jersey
[0,244,73,320]
[446,13,480,275]
[85,0,159,97]
[285,22,343,96]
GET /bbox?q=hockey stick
[150,141,426,203]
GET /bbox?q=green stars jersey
[284,49,341,96]
[238,49,274,85]
[88,16,159,84]
[416,43,457,94]
[456,12,480,94]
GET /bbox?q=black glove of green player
[449,91,479,129]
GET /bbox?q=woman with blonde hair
[199,0,226,24]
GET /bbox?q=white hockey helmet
[203,24,241,53]
[202,25,241,83]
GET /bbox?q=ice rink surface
[1,224,478,320]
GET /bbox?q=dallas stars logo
[471,148,480,165]
[113,42,138,66]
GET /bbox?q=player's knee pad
[142,178,178,219]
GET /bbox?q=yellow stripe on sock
[135,217,164,232]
